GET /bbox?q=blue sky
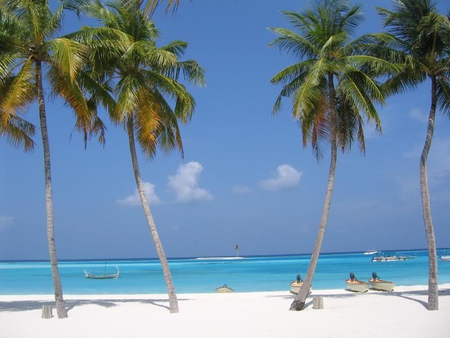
[1,0,450,260]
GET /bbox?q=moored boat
[215,284,234,293]
[439,251,450,261]
[290,274,312,295]
[371,252,411,262]
[84,266,120,279]
[368,272,395,291]
[364,250,379,255]
[346,273,369,293]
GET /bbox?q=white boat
[440,255,450,261]
[346,273,369,293]
[371,252,409,262]
[84,265,120,279]
[364,250,379,255]
[215,284,234,293]
[369,272,395,291]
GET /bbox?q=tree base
[289,300,305,311]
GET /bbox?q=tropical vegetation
[269,0,399,310]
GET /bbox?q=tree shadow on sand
[0,297,192,314]
[266,286,450,310]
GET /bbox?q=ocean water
[1,249,450,295]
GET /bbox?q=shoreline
[1,284,449,338]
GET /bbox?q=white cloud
[410,108,428,123]
[260,164,302,191]
[232,185,252,194]
[117,182,161,206]
[0,215,13,231]
[168,162,213,203]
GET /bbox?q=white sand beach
[1,284,449,338]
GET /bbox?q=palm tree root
[289,300,305,311]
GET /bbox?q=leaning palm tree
[0,0,110,318]
[85,0,204,313]
[269,0,397,311]
[376,0,450,311]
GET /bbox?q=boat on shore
[368,272,395,291]
[84,265,120,279]
[215,284,234,293]
[289,274,312,295]
[346,273,369,293]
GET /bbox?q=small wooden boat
[369,272,395,291]
[290,274,312,295]
[84,266,120,279]
[346,273,369,293]
[215,284,234,293]
[290,281,312,295]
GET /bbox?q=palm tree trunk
[420,76,438,310]
[126,116,179,313]
[290,75,338,311]
[36,60,68,318]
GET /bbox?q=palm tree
[376,0,450,311]
[269,0,396,311]
[85,0,204,313]
[0,0,110,318]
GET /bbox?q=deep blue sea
[1,249,450,295]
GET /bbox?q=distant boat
[363,250,379,255]
[84,265,120,279]
[368,272,395,292]
[371,251,415,262]
[440,253,450,261]
[346,273,369,293]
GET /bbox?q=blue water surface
[1,249,450,295]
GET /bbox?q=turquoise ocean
[1,249,450,295]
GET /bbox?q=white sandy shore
[1,284,449,338]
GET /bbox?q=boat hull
[290,281,312,295]
[84,266,120,279]
[346,280,369,293]
[215,285,234,293]
[369,279,395,291]
[440,255,450,261]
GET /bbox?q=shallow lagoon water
[1,249,450,294]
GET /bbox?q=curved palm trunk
[36,61,68,318]
[420,76,438,310]
[290,75,338,311]
[126,117,179,313]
